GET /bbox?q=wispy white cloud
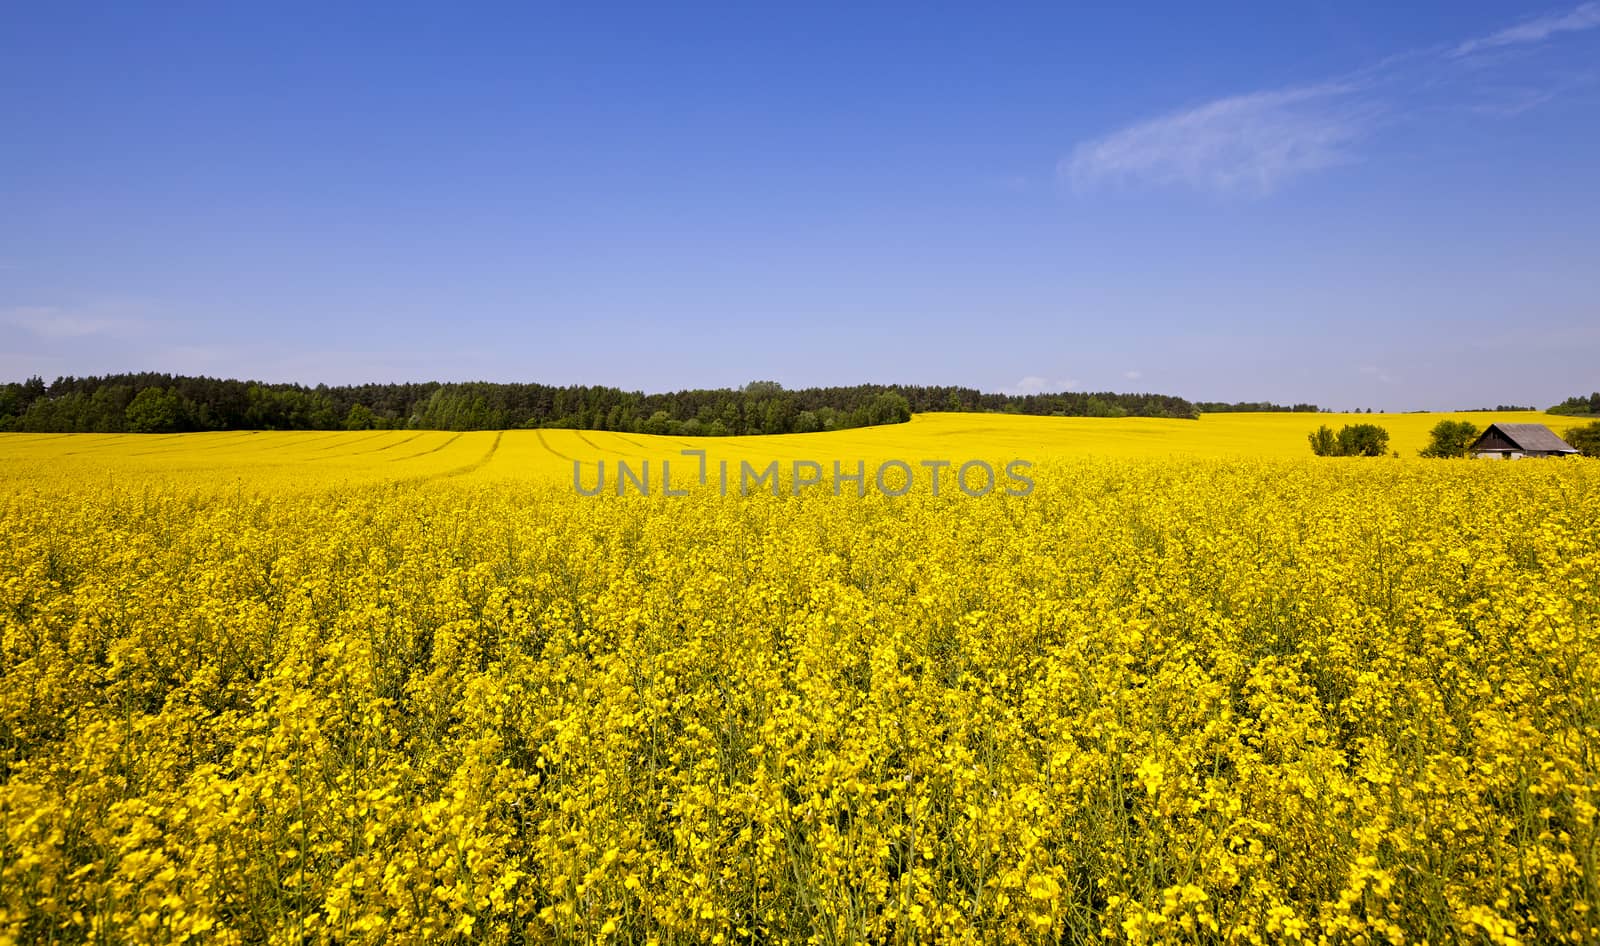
[1454,2,1600,57]
[2,306,146,339]
[1063,3,1600,197]
[1124,369,1144,381]
[1469,86,1559,117]
[1064,84,1369,197]
[1003,375,1081,395]
[1357,363,1398,385]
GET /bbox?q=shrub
[1564,421,1600,457]
[1308,423,1391,457]
[1420,419,1479,458]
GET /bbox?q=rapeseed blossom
[1,424,1597,944]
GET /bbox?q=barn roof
[1473,423,1578,453]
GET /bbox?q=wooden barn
[1469,423,1579,459]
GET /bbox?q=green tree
[344,404,377,430]
[1563,421,1600,457]
[760,397,795,434]
[1310,423,1391,457]
[1548,392,1600,416]
[1084,396,1129,418]
[125,386,187,433]
[641,410,673,436]
[861,391,912,427]
[1420,419,1479,458]
[742,380,784,398]
[86,385,133,432]
[1336,423,1390,457]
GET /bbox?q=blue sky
[2,2,1597,410]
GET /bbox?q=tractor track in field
[129,430,297,457]
[126,435,195,456]
[389,432,463,462]
[306,431,390,453]
[393,431,503,487]
[572,429,613,455]
[59,434,142,455]
[0,433,72,445]
[534,429,581,464]
[356,432,423,455]
[609,432,649,451]
[144,430,348,459]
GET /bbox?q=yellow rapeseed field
[2,412,1597,944]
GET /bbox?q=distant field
[2,411,1597,944]
[0,411,1566,491]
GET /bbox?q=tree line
[1194,401,1321,413]
[1548,392,1600,416]
[0,374,1201,435]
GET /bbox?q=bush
[1309,423,1391,457]
[1420,419,1479,458]
[1337,423,1390,457]
[1564,421,1600,457]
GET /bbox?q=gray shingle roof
[1480,423,1578,453]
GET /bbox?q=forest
[1193,400,1321,413]
[0,374,1201,435]
[1548,392,1600,416]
